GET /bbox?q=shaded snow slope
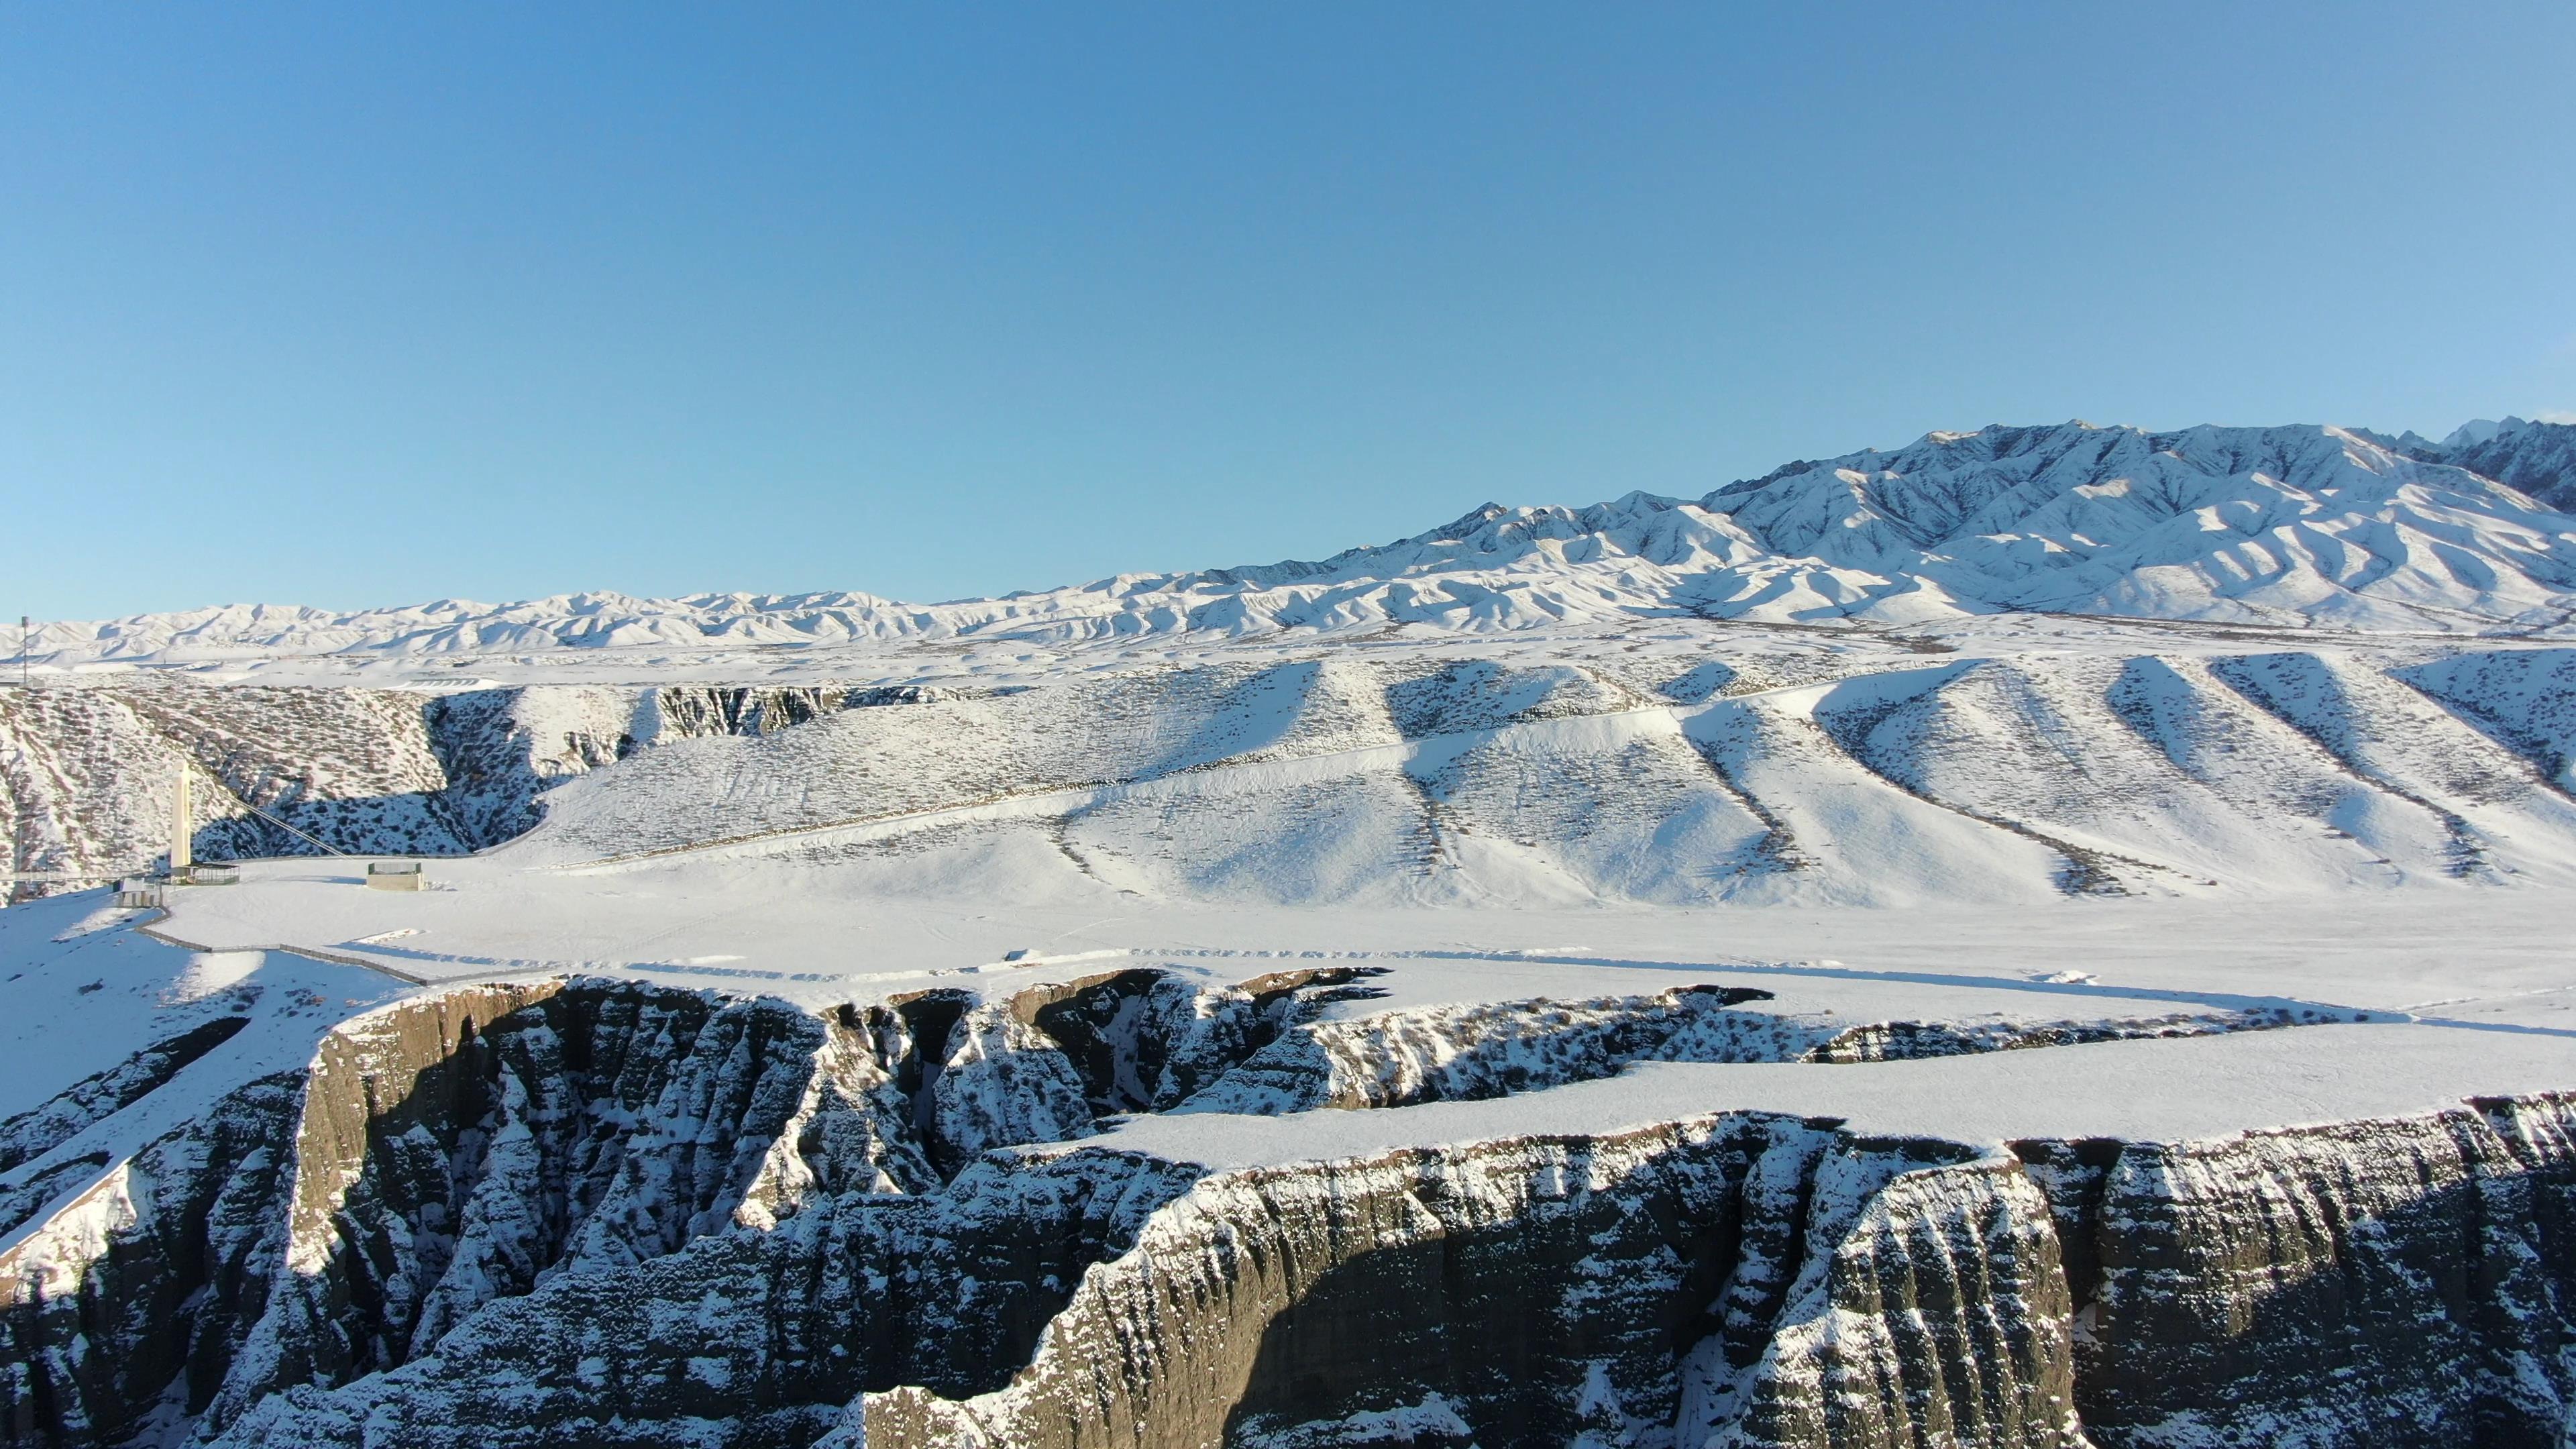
[21,423,2576,676]
[2407,415,2576,513]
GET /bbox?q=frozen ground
[0,849,2548,1175]
[7,416,2576,1445]
[7,598,2575,1191]
[131,852,2576,1029]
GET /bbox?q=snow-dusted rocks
[8,415,2576,1444]
[1,901,2568,1448]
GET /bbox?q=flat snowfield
[2,851,2547,1173]
[9,596,2576,1183]
[139,851,2576,1033]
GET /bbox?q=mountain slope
[21,422,2576,672]
[2406,416,2576,513]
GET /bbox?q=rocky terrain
[5,417,2576,1445]
[0,939,2563,1448]
[0,684,909,896]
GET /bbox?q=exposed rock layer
[0,683,917,898]
[0,978,2568,1447]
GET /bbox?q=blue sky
[6,3,2573,620]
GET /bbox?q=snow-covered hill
[12,417,2576,1449]
[14,641,2576,908]
[23,421,2576,673]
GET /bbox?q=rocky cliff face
[863,1122,2086,1449]
[0,977,912,1444]
[0,973,2566,1448]
[868,1095,2576,1449]
[0,683,928,896]
[2060,1100,2576,1444]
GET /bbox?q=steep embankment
[865,1095,2576,1449]
[1,969,2563,1448]
[0,683,922,896]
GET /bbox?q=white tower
[171,764,193,877]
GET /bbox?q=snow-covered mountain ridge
[30,420,2576,668]
[10,421,2576,1446]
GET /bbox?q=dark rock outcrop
[1,979,2571,1448]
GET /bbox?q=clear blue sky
[7,3,2573,621]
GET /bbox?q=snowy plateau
[4,419,2576,1448]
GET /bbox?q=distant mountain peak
[24,419,2576,671]
[2414,416,2576,513]
[2445,417,2526,449]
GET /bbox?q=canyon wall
[1,976,2569,1446]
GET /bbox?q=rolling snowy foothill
[5,418,2576,1448]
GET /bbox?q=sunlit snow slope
[23,421,2576,669]
[9,418,2576,1449]
[506,647,2576,905]
[14,641,2576,906]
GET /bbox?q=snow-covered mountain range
[26,419,2576,668]
[12,417,2576,1448]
